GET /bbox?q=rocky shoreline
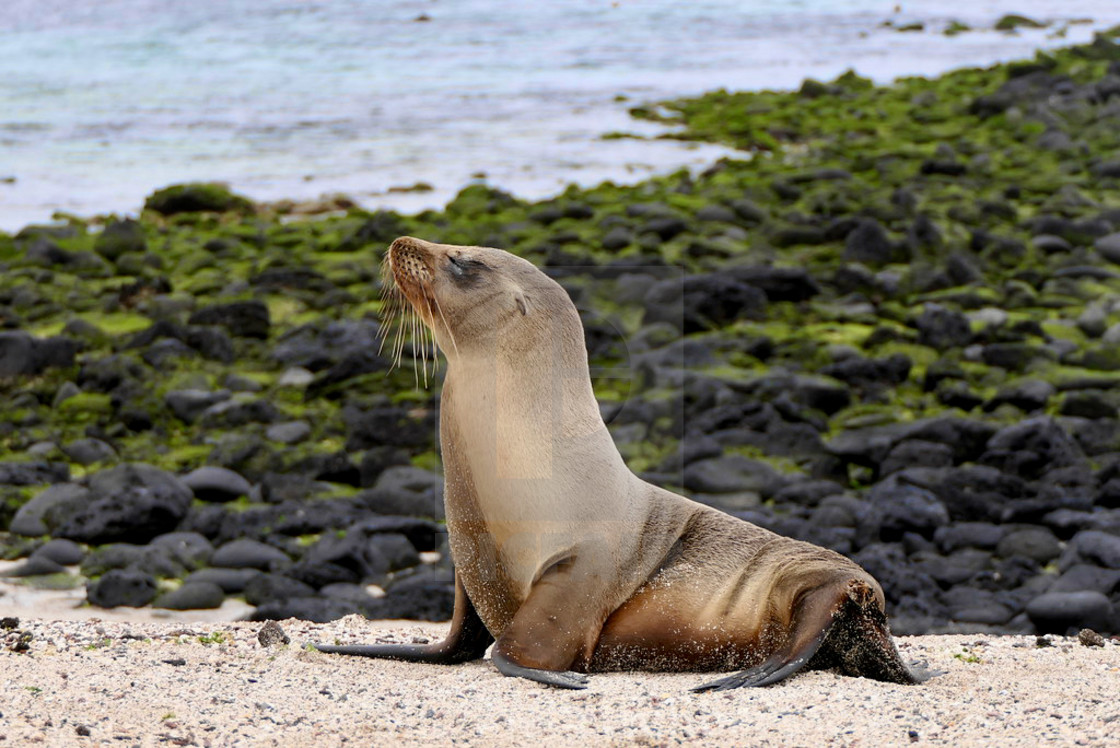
[3,33,1120,638]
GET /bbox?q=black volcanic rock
[1,332,75,377]
[0,461,71,490]
[55,464,193,545]
[210,538,291,571]
[643,274,766,333]
[87,569,158,608]
[154,581,226,610]
[189,300,271,339]
[843,219,895,264]
[1026,591,1114,635]
[182,466,253,502]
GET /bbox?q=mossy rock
[444,184,521,217]
[144,183,255,216]
[944,21,971,37]
[94,219,147,260]
[56,392,113,416]
[994,15,1046,32]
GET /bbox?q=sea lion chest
[438,368,639,636]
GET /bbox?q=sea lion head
[381,236,585,370]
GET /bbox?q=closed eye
[448,254,488,278]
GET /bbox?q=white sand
[2,613,1117,747]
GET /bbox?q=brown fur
[319,236,918,690]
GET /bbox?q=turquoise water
[2,0,1119,229]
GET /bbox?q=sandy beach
[1,615,1118,747]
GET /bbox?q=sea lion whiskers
[377,252,411,367]
[427,289,460,359]
[379,250,438,387]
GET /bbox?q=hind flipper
[313,571,493,664]
[819,581,919,685]
[690,630,826,691]
[906,660,945,683]
[807,579,921,685]
[692,582,839,692]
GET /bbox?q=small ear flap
[516,296,528,316]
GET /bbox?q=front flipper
[490,551,614,690]
[313,571,493,664]
[491,650,590,690]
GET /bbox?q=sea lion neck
[443,319,606,443]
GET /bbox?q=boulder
[9,483,89,536]
[1026,591,1113,635]
[0,461,70,486]
[0,555,67,577]
[983,380,1055,413]
[374,571,457,621]
[682,454,787,497]
[727,265,820,302]
[1093,232,1120,264]
[914,304,972,349]
[867,474,950,540]
[599,226,634,251]
[29,538,85,566]
[981,416,1087,480]
[148,532,214,570]
[934,523,1006,553]
[643,274,766,334]
[165,389,232,423]
[248,596,358,623]
[1059,530,1120,571]
[359,466,444,519]
[182,466,253,503]
[1049,564,1120,595]
[243,573,317,606]
[94,219,146,260]
[266,421,312,444]
[843,219,895,264]
[996,526,1062,565]
[153,582,226,610]
[0,332,38,378]
[55,464,193,545]
[61,438,117,466]
[344,405,436,451]
[210,538,291,570]
[184,568,262,593]
[189,301,271,339]
[144,183,253,215]
[270,319,383,370]
[87,569,158,608]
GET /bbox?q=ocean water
[2,0,1119,230]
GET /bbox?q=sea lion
[315,236,921,690]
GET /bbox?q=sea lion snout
[387,236,434,279]
[387,236,436,295]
